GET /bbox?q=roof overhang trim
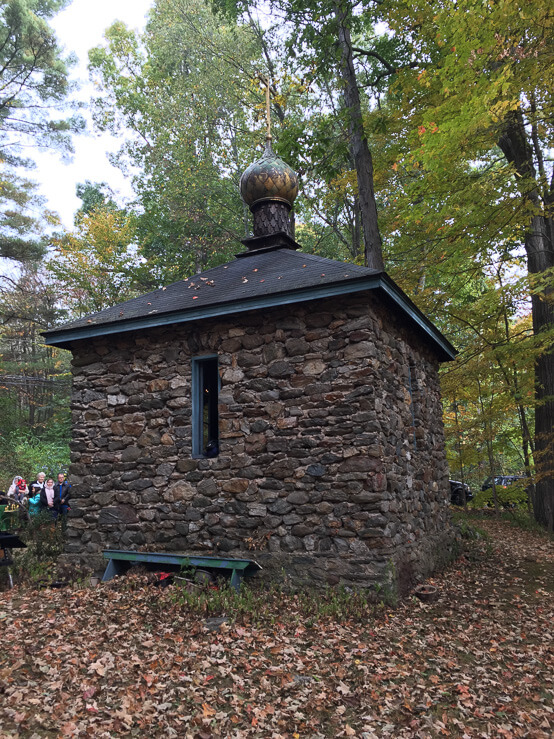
[43,275,456,361]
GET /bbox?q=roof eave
[42,274,456,361]
[377,274,456,361]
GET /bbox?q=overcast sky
[33,0,154,228]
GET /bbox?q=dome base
[252,199,292,238]
[238,231,300,257]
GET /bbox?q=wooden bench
[101,550,261,591]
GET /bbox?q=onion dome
[240,138,298,208]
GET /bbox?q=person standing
[55,473,71,516]
[29,472,46,499]
[40,477,60,519]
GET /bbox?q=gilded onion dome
[240,138,299,208]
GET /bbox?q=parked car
[481,475,525,491]
[449,480,473,506]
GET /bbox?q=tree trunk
[352,194,362,261]
[333,2,385,272]
[453,398,468,508]
[478,377,500,515]
[528,216,554,531]
[497,298,537,514]
[498,110,554,531]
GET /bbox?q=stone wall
[66,291,455,591]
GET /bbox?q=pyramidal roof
[43,246,456,361]
[43,137,455,360]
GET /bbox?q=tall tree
[0,0,77,152]
[374,0,554,528]
[0,169,57,261]
[217,0,386,269]
[0,0,81,262]
[88,0,268,282]
[74,180,117,220]
[48,208,143,315]
[0,263,70,433]
[332,1,383,269]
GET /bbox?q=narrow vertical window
[408,362,417,451]
[192,355,219,457]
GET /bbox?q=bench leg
[230,569,242,592]
[102,559,127,582]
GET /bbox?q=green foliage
[0,263,71,452]
[8,512,66,586]
[87,0,269,282]
[440,290,539,501]
[0,170,57,261]
[499,509,554,538]
[450,511,488,541]
[0,431,70,488]
[363,0,554,525]
[86,0,378,275]
[0,0,78,149]
[453,507,553,540]
[0,265,71,479]
[48,207,144,314]
[75,181,118,220]
[472,480,530,511]
[0,0,82,262]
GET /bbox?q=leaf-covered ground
[0,518,552,738]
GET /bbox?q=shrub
[0,431,70,488]
[472,478,531,509]
[7,513,66,587]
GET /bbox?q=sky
[32,0,155,228]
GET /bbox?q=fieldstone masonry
[65,291,455,592]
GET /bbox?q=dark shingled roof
[42,248,456,361]
[51,250,374,331]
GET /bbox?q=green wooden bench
[101,550,262,591]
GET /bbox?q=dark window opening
[408,362,417,451]
[192,356,219,457]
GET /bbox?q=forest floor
[0,516,553,738]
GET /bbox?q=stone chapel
[44,136,457,592]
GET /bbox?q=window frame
[407,361,418,452]
[191,354,220,458]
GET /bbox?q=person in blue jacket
[55,472,71,515]
[28,488,41,517]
